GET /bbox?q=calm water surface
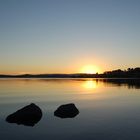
[0,78,140,140]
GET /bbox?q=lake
[0,78,140,140]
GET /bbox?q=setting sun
[80,65,100,74]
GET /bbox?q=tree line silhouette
[103,67,140,78]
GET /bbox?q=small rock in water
[54,103,79,118]
[6,103,42,126]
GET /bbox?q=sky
[0,0,140,74]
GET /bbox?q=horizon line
[0,67,140,76]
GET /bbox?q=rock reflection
[6,103,42,127]
[54,103,79,118]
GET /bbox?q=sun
[80,65,100,74]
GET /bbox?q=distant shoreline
[1,67,140,78]
[0,74,140,79]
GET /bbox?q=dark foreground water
[0,78,140,140]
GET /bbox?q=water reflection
[98,78,140,89]
[83,80,98,89]
[1,78,140,140]
[37,78,140,89]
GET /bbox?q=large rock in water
[6,103,42,126]
[54,103,79,118]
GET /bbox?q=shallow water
[0,78,140,140]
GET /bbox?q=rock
[54,103,79,118]
[6,103,42,126]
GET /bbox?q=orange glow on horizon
[80,65,101,74]
[0,64,103,75]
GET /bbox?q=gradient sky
[0,0,140,74]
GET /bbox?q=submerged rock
[6,103,42,126]
[54,103,79,118]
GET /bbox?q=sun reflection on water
[83,80,98,90]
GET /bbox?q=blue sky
[0,0,140,74]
